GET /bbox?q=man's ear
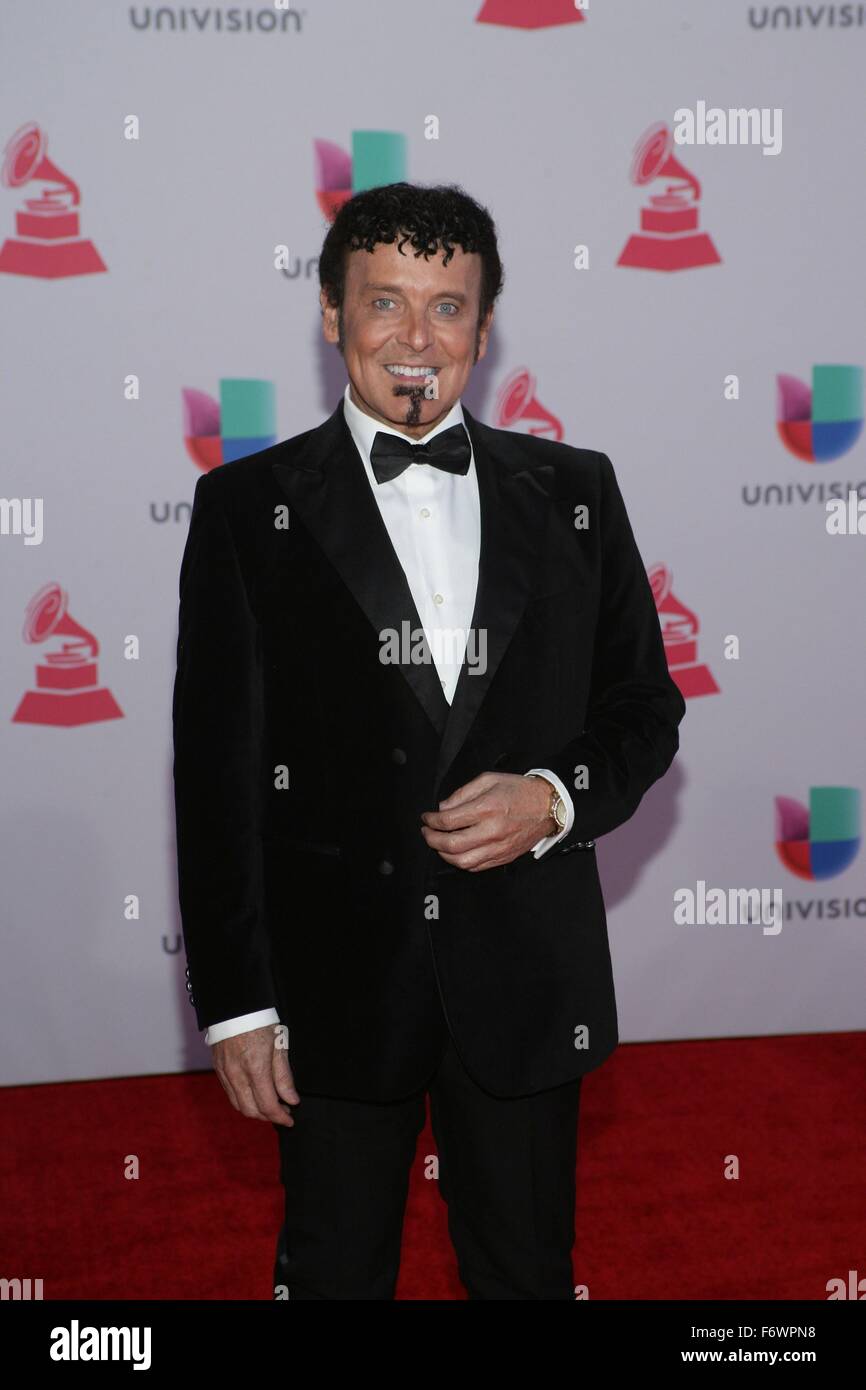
[320,288,339,343]
[475,307,494,362]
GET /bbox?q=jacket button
[378,859,395,875]
[391,748,407,765]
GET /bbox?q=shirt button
[420,507,431,519]
[391,748,407,765]
[433,593,444,605]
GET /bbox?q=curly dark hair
[318,181,505,328]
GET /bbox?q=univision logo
[314,130,407,223]
[775,786,860,880]
[748,5,866,28]
[182,378,276,471]
[279,129,407,285]
[149,378,277,525]
[777,364,864,462]
[129,6,304,33]
[741,365,865,506]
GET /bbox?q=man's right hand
[211,1024,300,1128]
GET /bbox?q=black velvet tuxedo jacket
[172,397,686,1101]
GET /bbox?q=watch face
[554,799,567,830]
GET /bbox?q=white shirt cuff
[204,1008,281,1046]
[525,768,575,858]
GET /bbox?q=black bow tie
[369,423,471,484]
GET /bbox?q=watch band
[527,773,566,834]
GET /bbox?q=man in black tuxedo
[172,182,686,1300]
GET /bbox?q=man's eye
[373,298,395,310]
[437,303,458,315]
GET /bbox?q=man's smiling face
[320,238,493,439]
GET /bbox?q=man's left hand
[421,772,555,872]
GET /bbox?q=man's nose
[398,310,432,352]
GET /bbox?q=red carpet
[2,1033,862,1300]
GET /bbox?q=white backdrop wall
[1,0,864,1085]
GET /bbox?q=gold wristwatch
[527,773,567,834]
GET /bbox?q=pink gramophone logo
[494,368,563,441]
[617,123,721,273]
[0,122,107,279]
[648,564,719,699]
[475,0,585,27]
[12,583,123,726]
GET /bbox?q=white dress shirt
[203,385,574,1045]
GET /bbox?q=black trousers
[272,1031,583,1300]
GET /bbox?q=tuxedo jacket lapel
[271,398,554,790]
[436,408,553,789]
